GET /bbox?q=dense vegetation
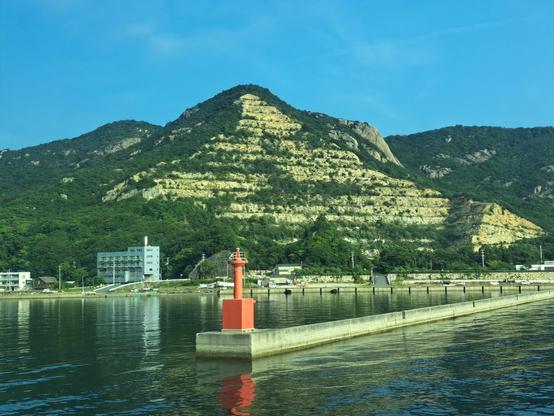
[387,126,554,231]
[385,126,554,271]
[0,87,552,283]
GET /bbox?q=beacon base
[222,298,255,331]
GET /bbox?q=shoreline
[2,283,553,301]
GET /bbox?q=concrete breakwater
[196,290,554,359]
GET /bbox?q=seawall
[389,270,554,282]
[196,290,554,359]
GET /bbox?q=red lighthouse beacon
[222,248,255,331]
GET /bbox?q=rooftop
[36,276,58,284]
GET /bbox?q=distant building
[271,264,302,278]
[0,272,32,292]
[529,261,554,271]
[97,237,160,284]
[33,276,58,290]
[516,261,554,271]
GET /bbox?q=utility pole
[58,264,62,292]
[480,248,485,268]
[74,261,83,294]
[163,257,169,280]
[540,245,544,265]
[351,251,355,269]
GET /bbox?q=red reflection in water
[218,373,256,415]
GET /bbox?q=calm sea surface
[1,290,553,415]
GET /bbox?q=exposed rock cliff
[449,199,543,250]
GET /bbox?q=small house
[33,276,58,290]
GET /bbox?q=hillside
[0,87,550,279]
[0,121,161,201]
[386,126,554,232]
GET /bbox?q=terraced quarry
[102,90,541,249]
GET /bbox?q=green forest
[387,126,554,231]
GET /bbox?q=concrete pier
[196,290,554,359]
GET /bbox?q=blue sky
[1,0,553,149]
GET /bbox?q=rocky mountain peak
[337,119,402,166]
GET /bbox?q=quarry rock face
[462,201,543,249]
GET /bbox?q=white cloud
[115,6,287,58]
[148,33,188,55]
[118,23,189,55]
[301,14,537,70]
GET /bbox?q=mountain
[0,120,161,200]
[0,86,550,279]
[386,126,554,233]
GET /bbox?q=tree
[286,216,372,274]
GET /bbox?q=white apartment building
[97,237,160,284]
[0,272,32,291]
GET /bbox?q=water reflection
[196,359,256,415]
[219,373,256,415]
[94,296,161,358]
[142,297,160,356]
[17,300,30,354]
